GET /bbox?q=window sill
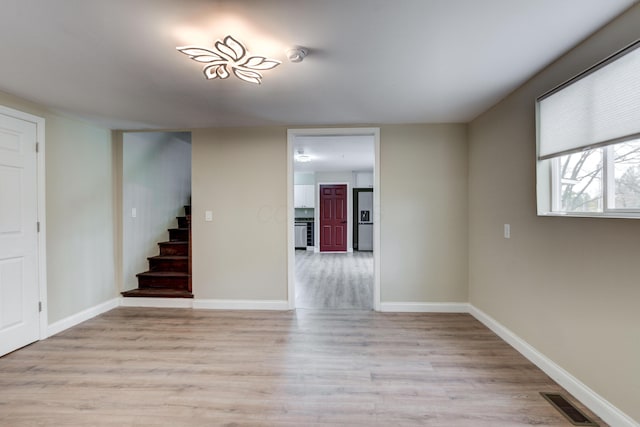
[538,211,640,219]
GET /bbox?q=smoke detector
[286,47,308,63]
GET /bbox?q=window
[553,148,603,213]
[551,140,640,215]
[537,40,640,218]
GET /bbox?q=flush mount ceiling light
[177,35,281,84]
[295,150,311,162]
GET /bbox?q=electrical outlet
[131,207,137,218]
[205,210,213,222]
[504,224,511,239]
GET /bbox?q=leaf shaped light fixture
[177,35,281,84]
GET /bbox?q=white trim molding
[193,299,290,310]
[47,297,119,338]
[380,302,470,313]
[468,304,639,427]
[286,127,381,311]
[120,297,194,308]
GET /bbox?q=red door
[320,184,347,252]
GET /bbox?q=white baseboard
[120,297,194,308]
[380,302,469,313]
[468,304,638,427]
[193,299,290,310]
[46,297,119,338]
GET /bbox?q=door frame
[287,127,380,311]
[317,182,350,253]
[0,105,47,340]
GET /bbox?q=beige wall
[0,92,468,320]
[468,5,640,422]
[192,124,468,304]
[191,127,288,300]
[381,124,468,303]
[0,91,117,324]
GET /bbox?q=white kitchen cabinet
[294,186,304,207]
[294,185,315,208]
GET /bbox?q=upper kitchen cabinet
[294,185,315,208]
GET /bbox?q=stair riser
[184,205,191,215]
[149,259,188,272]
[159,243,188,256]
[137,276,189,290]
[121,289,193,298]
[169,229,188,241]
[177,217,189,228]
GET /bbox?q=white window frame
[547,143,640,218]
[604,142,640,215]
[537,39,640,219]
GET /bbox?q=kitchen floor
[295,250,374,310]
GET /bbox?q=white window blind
[537,41,640,160]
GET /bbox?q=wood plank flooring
[295,250,373,310]
[0,308,605,426]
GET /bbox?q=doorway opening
[287,128,380,311]
[120,131,193,299]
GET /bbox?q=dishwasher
[294,222,307,249]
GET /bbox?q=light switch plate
[205,210,213,222]
[504,224,510,239]
[131,207,137,218]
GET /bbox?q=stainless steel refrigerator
[357,191,373,251]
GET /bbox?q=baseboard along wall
[46,297,120,337]
[380,302,469,313]
[467,305,638,427]
[192,299,290,310]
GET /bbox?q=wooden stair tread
[121,288,193,298]
[136,271,190,278]
[127,203,191,297]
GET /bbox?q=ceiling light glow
[295,152,312,162]
[177,35,281,84]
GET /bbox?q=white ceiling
[293,135,374,173]
[0,0,636,130]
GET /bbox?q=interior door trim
[318,183,349,252]
[287,127,380,311]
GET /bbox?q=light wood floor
[295,250,373,310]
[0,308,604,426]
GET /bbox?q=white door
[0,112,40,356]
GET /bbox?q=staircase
[121,205,193,298]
